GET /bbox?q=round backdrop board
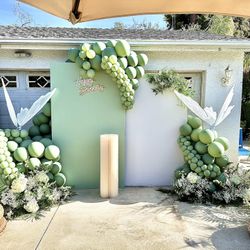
[0,217,7,233]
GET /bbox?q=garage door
[125,72,203,186]
[0,71,50,129]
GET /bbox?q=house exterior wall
[144,50,243,165]
[126,50,243,185]
[0,50,64,128]
[0,50,66,70]
[0,47,244,186]
[125,82,187,186]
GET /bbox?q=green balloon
[45,145,60,161]
[28,158,41,170]
[55,173,66,187]
[51,162,62,175]
[42,102,51,117]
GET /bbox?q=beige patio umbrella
[20,0,250,24]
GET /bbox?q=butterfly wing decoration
[1,75,56,129]
[174,90,216,126]
[16,108,29,127]
[214,87,234,127]
[1,77,18,127]
[17,88,56,127]
[204,107,217,127]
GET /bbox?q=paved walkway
[0,188,249,250]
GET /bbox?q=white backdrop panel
[126,80,187,186]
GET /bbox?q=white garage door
[0,71,50,129]
[125,72,202,186]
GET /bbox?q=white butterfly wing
[174,90,216,126]
[214,87,235,127]
[17,108,29,127]
[1,77,18,127]
[17,89,56,127]
[204,107,217,126]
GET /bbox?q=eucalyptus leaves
[147,70,194,97]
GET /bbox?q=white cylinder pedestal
[100,134,119,198]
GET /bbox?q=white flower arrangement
[24,199,39,213]
[11,175,28,193]
[35,172,49,184]
[36,187,44,201]
[174,164,250,205]
[0,204,4,219]
[0,166,72,219]
[231,175,242,186]
[24,191,34,202]
[243,189,250,205]
[0,85,72,219]
[186,172,200,184]
[0,190,19,208]
[26,177,36,190]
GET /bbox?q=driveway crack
[34,205,60,250]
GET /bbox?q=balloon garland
[68,40,148,110]
[176,115,231,189]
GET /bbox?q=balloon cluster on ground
[0,102,66,187]
[28,102,52,141]
[176,115,231,185]
[68,39,148,110]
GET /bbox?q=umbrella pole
[70,0,82,24]
[72,0,81,19]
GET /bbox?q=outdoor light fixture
[221,65,233,86]
[14,50,32,58]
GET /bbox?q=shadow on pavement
[211,226,250,250]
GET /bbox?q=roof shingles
[0,25,247,41]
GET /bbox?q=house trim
[1,39,250,52]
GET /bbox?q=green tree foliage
[164,14,210,30]
[233,17,250,38]
[164,14,250,135]
[113,22,126,30]
[113,18,161,30]
[207,15,235,36]
[164,14,250,38]
[242,56,250,131]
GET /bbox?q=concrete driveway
[0,188,249,250]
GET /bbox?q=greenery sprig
[147,70,194,97]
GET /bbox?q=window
[180,73,203,105]
[28,74,50,88]
[0,75,17,88]
[184,77,194,89]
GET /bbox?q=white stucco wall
[0,46,244,186]
[144,50,243,164]
[126,84,186,186]
[125,50,243,186]
[0,50,66,70]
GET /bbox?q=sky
[0,0,166,29]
